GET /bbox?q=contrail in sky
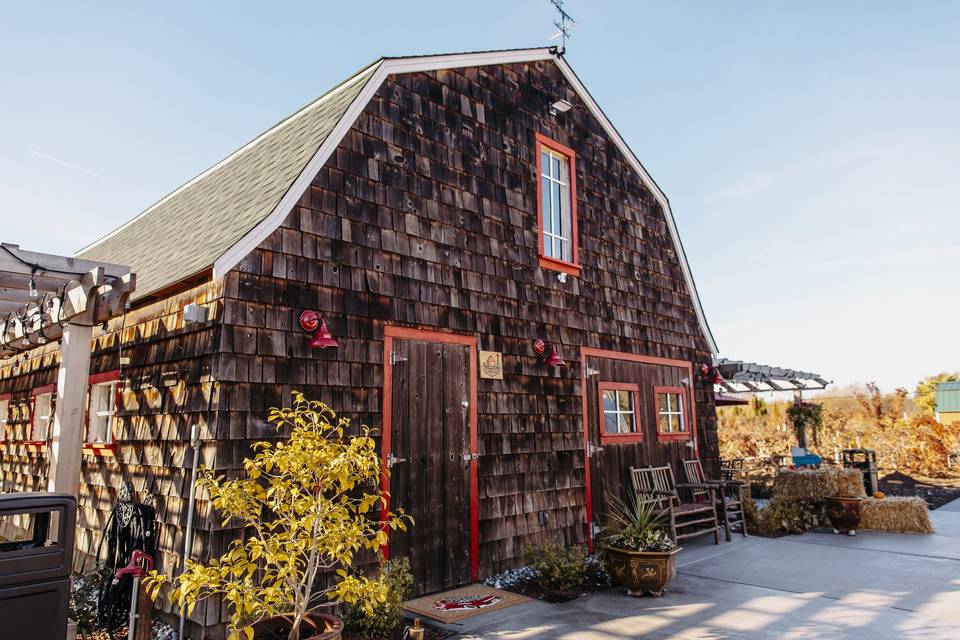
[28,149,120,184]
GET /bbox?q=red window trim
[598,381,643,444]
[654,385,691,441]
[85,370,121,447]
[31,384,56,397]
[535,132,581,276]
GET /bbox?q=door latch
[462,453,479,462]
[386,452,406,468]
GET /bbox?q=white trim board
[210,48,718,354]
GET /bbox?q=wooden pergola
[713,358,830,398]
[0,242,135,496]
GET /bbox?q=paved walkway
[452,502,960,639]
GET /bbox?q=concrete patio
[451,501,960,639]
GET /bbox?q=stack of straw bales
[861,497,933,533]
[773,467,866,501]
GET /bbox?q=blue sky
[1,2,958,391]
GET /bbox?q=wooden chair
[629,465,720,545]
[684,458,748,542]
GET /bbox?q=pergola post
[46,322,94,497]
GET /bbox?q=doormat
[404,585,531,623]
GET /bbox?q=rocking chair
[683,458,748,542]
[629,465,720,545]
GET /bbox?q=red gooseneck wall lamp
[300,310,338,350]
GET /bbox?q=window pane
[657,393,668,414]
[541,151,550,176]
[604,412,619,434]
[541,177,552,232]
[616,390,631,411]
[618,412,634,434]
[659,414,671,433]
[32,394,51,441]
[87,383,114,444]
[552,237,562,258]
[602,390,617,412]
[552,156,561,178]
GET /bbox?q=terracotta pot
[250,612,343,640]
[825,496,863,535]
[603,545,682,597]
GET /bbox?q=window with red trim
[655,386,689,440]
[598,382,642,443]
[535,133,580,275]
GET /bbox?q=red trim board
[380,325,480,582]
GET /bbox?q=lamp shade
[307,318,338,349]
[544,344,566,367]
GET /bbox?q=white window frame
[85,380,118,444]
[540,145,573,262]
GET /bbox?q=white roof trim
[212,48,718,354]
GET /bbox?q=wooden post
[47,322,93,497]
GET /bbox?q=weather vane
[548,0,576,54]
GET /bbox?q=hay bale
[773,467,865,501]
[860,497,933,533]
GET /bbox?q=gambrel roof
[77,47,718,352]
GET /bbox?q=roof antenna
[547,0,576,54]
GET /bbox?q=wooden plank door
[386,337,471,595]
[584,356,650,537]
[581,350,698,544]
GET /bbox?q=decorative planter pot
[825,496,863,535]
[603,545,682,597]
[250,612,343,640]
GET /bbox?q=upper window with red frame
[655,387,688,437]
[535,133,579,275]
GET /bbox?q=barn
[0,47,718,633]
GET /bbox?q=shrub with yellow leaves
[144,392,412,640]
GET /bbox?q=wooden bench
[629,465,720,545]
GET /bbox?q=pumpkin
[873,491,886,499]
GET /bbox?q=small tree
[145,392,411,640]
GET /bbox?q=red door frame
[380,325,480,582]
[579,347,698,550]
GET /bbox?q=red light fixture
[307,318,338,349]
[299,310,320,332]
[544,344,566,368]
[533,337,546,355]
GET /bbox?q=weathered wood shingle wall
[219,59,717,576]
[0,282,224,634]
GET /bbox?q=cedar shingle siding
[0,55,717,636]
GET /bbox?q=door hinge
[587,443,604,457]
[390,351,408,365]
[462,453,479,461]
[386,452,406,468]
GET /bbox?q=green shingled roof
[936,381,960,413]
[76,62,381,299]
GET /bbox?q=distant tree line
[718,373,960,475]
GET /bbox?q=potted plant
[145,392,411,640]
[601,494,680,597]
